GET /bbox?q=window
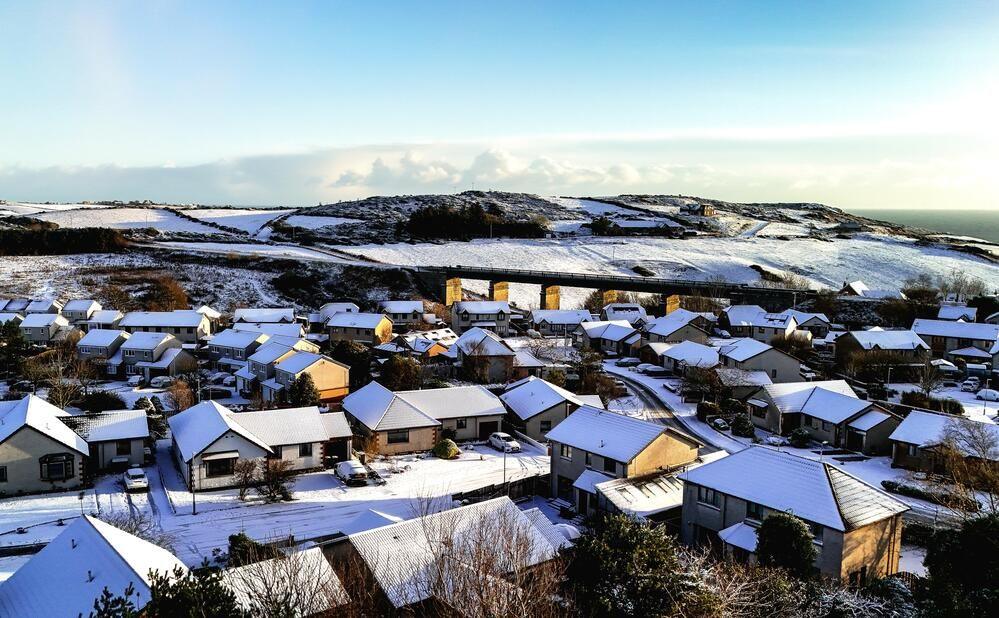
[821,421,832,432]
[0,466,6,482]
[299,443,313,457]
[205,458,236,478]
[808,521,824,543]
[387,430,410,444]
[540,420,552,433]
[907,444,919,457]
[603,457,617,474]
[771,369,777,378]
[697,486,720,508]
[585,452,592,467]
[746,501,764,521]
[40,453,74,481]
[115,440,132,456]
[559,444,573,460]
[456,418,467,430]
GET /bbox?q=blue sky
[1,1,997,208]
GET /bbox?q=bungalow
[223,548,348,616]
[601,303,649,328]
[61,299,102,323]
[500,376,594,441]
[378,300,425,328]
[0,395,88,495]
[779,309,831,338]
[752,380,900,454]
[76,329,130,377]
[528,309,593,337]
[60,409,149,471]
[233,307,297,324]
[263,351,350,404]
[169,401,349,491]
[888,410,999,473]
[19,313,70,345]
[579,320,640,356]
[207,328,270,371]
[834,329,930,366]
[721,306,798,343]
[327,312,394,346]
[450,300,513,336]
[643,312,710,345]
[343,497,567,614]
[25,298,63,314]
[679,447,908,583]
[717,338,801,383]
[120,332,196,381]
[546,406,702,515]
[83,309,124,332]
[911,318,999,362]
[236,340,319,395]
[396,384,506,441]
[936,305,977,322]
[119,310,211,344]
[0,516,187,617]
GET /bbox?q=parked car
[765,435,790,446]
[710,418,730,431]
[489,432,522,453]
[635,363,658,374]
[976,389,999,401]
[612,379,627,396]
[335,460,368,486]
[149,376,173,389]
[644,367,671,378]
[208,372,228,385]
[615,357,641,367]
[123,467,149,492]
[127,375,145,387]
[200,387,230,400]
[961,378,981,392]
[222,375,236,387]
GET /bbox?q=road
[615,372,723,457]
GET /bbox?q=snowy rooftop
[889,410,999,459]
[573,469,615,494]
[26,298,60,312]
[595,471,686,519]
[326,312,388,329]
[847,329,929,351]
[580,320,637,342]
[341,382,440,432]
[87,310,124,323]
[529,309,593,325]
[452,300,511,314]
[723,304,766,326]
[221,547,348,614]
[274,351,329,375]
[120,331,173,350]
[120,311,205,328]
[233,307,296,323]
[61,409,149,443]
[378,300,424,314]
[717,337,773,362]
[0,395,87,454]
[716,368,773,387]
[318,302,360,320]
[778,309,830,325]
[19,313,68,328]
[0,516,187,617]
[501,376,585,421]
[680,447,908,531]
[546,406,695,462]
[63,299,100,312]
[233,322,305,339]
[936,305,977,321]
[77,329,128,348]
[603,303,648,324]
[762,380,866,424]
[661,341,719,368]
[230,407,349,446]
[396,385,505,420]
[135,347,185,369]
[247,341,296,364]
[718,522,758,553]
[168,401,272,462]
[0,313,22,324]
[454,327,516,357]
[912,318,999,342]
[848,409,894,432]
[209,328,269,349]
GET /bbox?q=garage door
[479,420,499,440]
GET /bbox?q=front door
[577,490,589,514]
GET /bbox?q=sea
[849,209,999,244]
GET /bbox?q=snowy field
[284,214,364,229]
[154,241,353,264]
[337,232,999,309]
[32,207,223,234]
[181,208,291,234]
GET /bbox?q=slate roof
[0,395,87,454]
[61,409,149,442]
[546,406,698,462]
[167,401,272,462]
[77,329,128,348]
[326,312,389,329]
[500,376,585,421]
[341,382,440,432]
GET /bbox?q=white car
[489,432,522,453]
[765,435,790,446]
[976,389,999,401]
[149,376,173,389]
[127,375,144,387]
[635,363,658,374]
[335,460,368,486]
[961,378,981,392]
[710,418,730,431]
[123,467,149,492]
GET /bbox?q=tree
[227,531,280,567]
[937,419,999,516]
[233,459,258,501]
[97,284,135,312]
[570,514,717,617]
[257,459,295,502]
[0,321,30,378]
[329,340,370,389]
[730,414,756,438]
[79,390,126,413]
[287,373,321,406]
[378,355,422,391]
[222,543,347,616]
[546,368,567,388]
[90,583,138,618]
[165,380,195,411]
[683,366,724,402]
[918,362,944,396]
[144,566,243,618]
[921,515,999,617]
[98,512,176,552]
[756,512,818,579]
[74,357,101,397]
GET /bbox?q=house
[888,410,999,473]
[378,300,425,328]
[386,333,449,361]
[0,516,187,617]
[83,309,124,332]
[658,341,720,375]
[327,312,394,346]
[262,351,350,404]
[60,409,149,471]
[25,298,63,314]
[643,312,710,344]
[233,307,297,323]
[0,313,23,327]
[752,380,900,454]
[342,382,506,453]
[679,203,715,216]
[528,309,593,336]
[18,313,70,345]
[579,320,640,356]
[452,327,517,383]
[721,306,798,343]
[601,303,649,327]
[911,318,999,362]
[779,309,831,338]
[119,310,211,344]
[343,497,567,613]
[937,305,977,322]
[680,447,908,582]
[223,547,348,616]
[233,321,306,340]
[0,395,88,494]
[76,329,130,377]
[169,401,350,490]
[834,329,930,366]
[839,280,906,299]
[61,299,102,323]
[207,328,270,371]
[319,302,360,321]
[450,300,513,336]
[717,338,801,383]
[119,332,196,381]
[236,340,319,395]
[715,368,773,400]
[500,376,594,441]
[401,326,458,347]
[546,406,702,515]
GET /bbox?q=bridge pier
[598,289,618,306]
[445,277,463,306]
[539,285,560,310]
[489,281,509,302]
[664,294,681,314]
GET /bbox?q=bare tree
[165,380,196,412]
[99,511,177,552]
[74,357,100,397]
[939,419,999,516]
[257,459,295,502]
[223,546,349,617]
[918,361,944,396]
[233,459,259,501]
